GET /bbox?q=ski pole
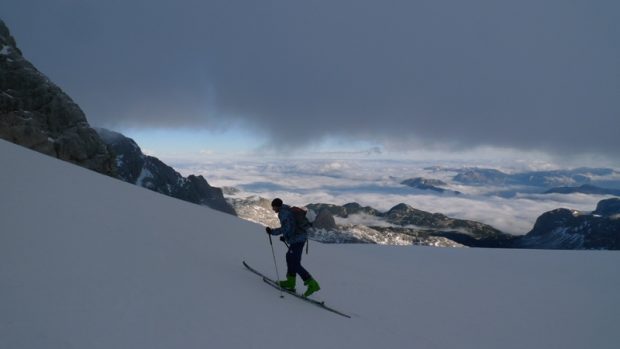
[268,234,284,298]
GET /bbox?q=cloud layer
[173,158,617,235]
[2,0,619,157]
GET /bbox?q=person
[266,198,320,297]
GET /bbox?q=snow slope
[1,138,619,349]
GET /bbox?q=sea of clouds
[170,158,619,235]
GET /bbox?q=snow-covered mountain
[2,138,620,349]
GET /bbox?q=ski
[243,261,351,318]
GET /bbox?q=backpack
[289,206,312,254]
[290,206,312,233]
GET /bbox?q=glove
[265,227,272,235]
[279,236,286,242]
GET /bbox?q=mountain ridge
[544,184,620,196]
[230,198,619,249]
[96,128,236,215]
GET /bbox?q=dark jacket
[269,205,308,244]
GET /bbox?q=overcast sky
[2,0,619,161]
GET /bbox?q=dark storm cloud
[2,0,619,156]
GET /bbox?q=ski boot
[303,278,320,297]
[278,275,296,292]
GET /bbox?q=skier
[265,198,321,297]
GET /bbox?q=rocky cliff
[515,198,620,250]
[0,19,114,175]
[96,128,236,215]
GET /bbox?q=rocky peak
[0,20,114,175]
[386,203,446,226]
[518,199,620,250]
[0,20,21,56]
[96,128,236,216]
[342,202,383,216]
[527,209,578,237]
[388,203,412,212]
[95,128,145,182]
[594,198,620,217]
[386,203,421,216]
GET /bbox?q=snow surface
[0,45,10,56]
[1,138,619,349]
[136,167,153,186]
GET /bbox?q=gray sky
[2,0,619,159]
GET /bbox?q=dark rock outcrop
[594,198,620,216]
[96,128,236,215]
[312,209,337,230]
[515,198,620,250]
[0,20,114,175]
